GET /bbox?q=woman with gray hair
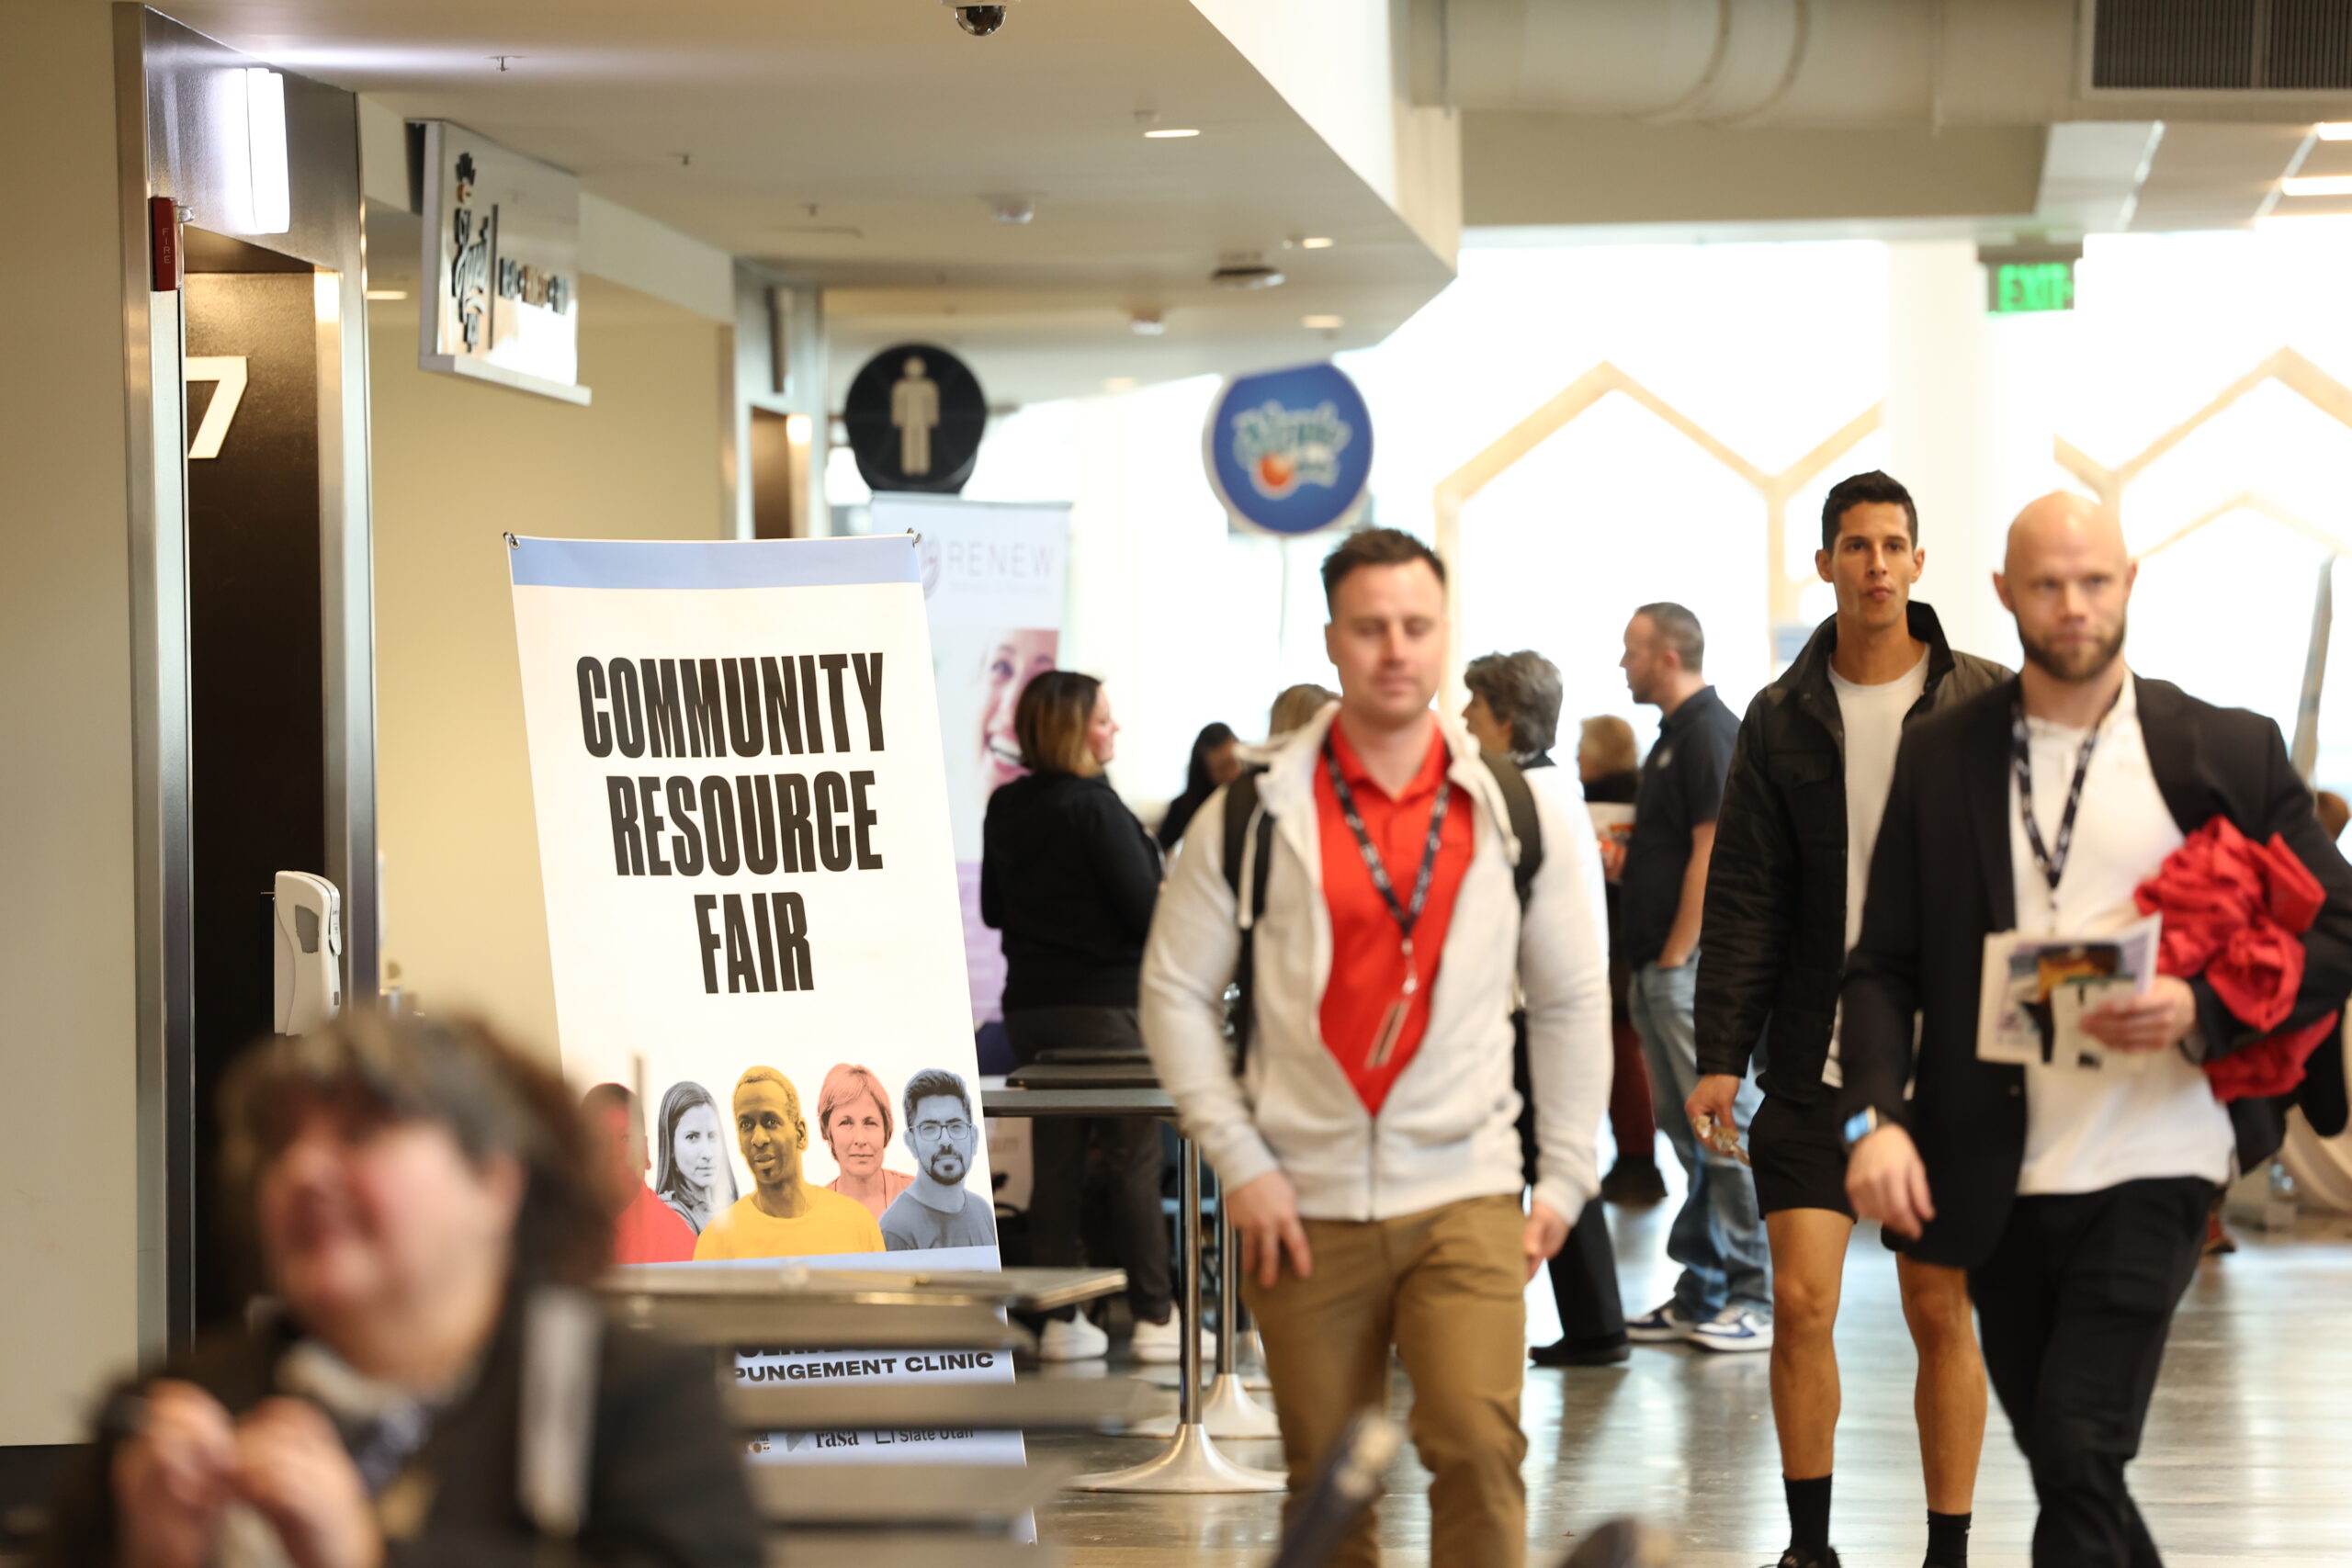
[39,1013,762,1568]
[1463,649,1566,764]
[1462,649,1635,1367]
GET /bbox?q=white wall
[962,228,2352,801]
[0,1,142,1445]
[370,285,729,1061]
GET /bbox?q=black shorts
[1750,1093,1853,1218]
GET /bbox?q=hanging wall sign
[415,120,591,405]
[1204,360,1374,535]
[844,344,987,493]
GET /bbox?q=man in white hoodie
[1140,528,1612,1568]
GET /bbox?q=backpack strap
[1220,767,1274,1074]
[1479,750,1544,910]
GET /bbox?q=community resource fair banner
[510,534,1023,1469]
[869,495,1070,1025]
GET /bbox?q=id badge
[1367,998,1409,1070]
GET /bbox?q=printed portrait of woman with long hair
[652,1079,739,1235]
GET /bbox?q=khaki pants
[1243,1193,1528,1568]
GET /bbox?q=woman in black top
[1157,721,1239,852]
[980,671,1180,1361]
[1578,714,1665,1204]
[39,1014,762,1568]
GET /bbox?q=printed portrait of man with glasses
[879,1068,999,1252]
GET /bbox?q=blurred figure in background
[582,1083,696,1265]
[1464,649,1632,1366]
[1269,682,1338,739]
[1159,721,1241,852]
[40,1013,762,1568]
[982,671,1182,1360]
[1579,715,1664,1205]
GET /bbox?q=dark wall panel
[184,265,324,1326]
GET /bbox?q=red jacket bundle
[2134,816,2338,1101]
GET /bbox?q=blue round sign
[1204,361,1374,536]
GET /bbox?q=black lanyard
[1324,741,1452,996]
[2010,688,2121,896]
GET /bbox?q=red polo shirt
[1315,721,1475,1115]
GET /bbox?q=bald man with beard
[1837,494,2352,1567]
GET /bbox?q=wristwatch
[1839,1106,1887,1152]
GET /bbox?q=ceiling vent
[2091,0,2352,92]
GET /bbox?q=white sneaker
[1038,1314,1111,1361]
[1128,1314,1213,1364]
[1688,1306,1773,1353]
[1624,1302,1699,1343]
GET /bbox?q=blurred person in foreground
[1578,713,1665,1204]
[1464,649,1630,1366]
[39,1012,762,1568]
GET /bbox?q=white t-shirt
[2007,673,2234,1195]
[1823,651,1929,1088]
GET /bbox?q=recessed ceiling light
[2257,213,2352,232]
[1303,314,1344,331]
[2316,123,2352,141]
[1103,377,1139,392]
[364,289,407,300]
[1144,128,1200,140]
[2281,175,2352,197]
[1300,237,1335,249]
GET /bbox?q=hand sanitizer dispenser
[273,871,343,1034]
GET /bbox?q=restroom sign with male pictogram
[845,343,988,494]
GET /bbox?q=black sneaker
[1770,1551,1842,1568]
[1529,1335,1631,1367]
[1600,1161,1668,1206]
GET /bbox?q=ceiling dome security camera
[949,4,1011,36]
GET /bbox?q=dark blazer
[1696,602,2008,1101]
[39,1293,763,1567]
[1839,673,2352,1270]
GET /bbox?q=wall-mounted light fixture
[233,66,290,234]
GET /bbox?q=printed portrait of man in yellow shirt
[694,1066,885,1260]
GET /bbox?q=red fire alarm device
[151,196,180,291]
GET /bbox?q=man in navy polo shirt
[1613,602,1771,1352]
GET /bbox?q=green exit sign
[1993,261,2075,313]
[1981,243,2082,314]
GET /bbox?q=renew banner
[869,494,1069,1027]
[510,534,1023,1470]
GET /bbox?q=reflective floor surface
[1024,1184,2352,1566]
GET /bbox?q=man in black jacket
[1688,471,2006,1568]
[1844,493,2352,1568]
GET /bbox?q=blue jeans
[1629,960,1771,1319]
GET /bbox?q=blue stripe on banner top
[508,536,921,591]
